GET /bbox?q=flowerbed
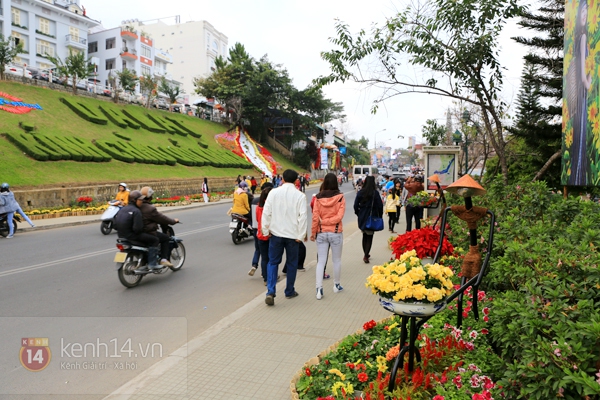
[27,204,108,219]
[293,288,500,400]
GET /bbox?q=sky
[86,0,532,151]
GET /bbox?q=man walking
[261,169,308,306]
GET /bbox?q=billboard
[562,0,600,186]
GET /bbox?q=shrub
[112,132,131,141]
[121,109,165,133]
[60,98,108,125]
[19,121,35,132]
[5,132,50,161]
[165,116,201,138]
[146,114,188,136]
[99,105,128,128]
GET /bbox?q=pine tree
[510,0,564,183]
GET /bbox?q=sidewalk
[20,200,405,399]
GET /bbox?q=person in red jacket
[310,173,346,300]
[255,183,274,285]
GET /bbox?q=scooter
[100,200,121,235]
[0,213,21,237]
[230,213,252,245]
[113,224,186,288]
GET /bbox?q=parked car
[4,65,32,79]
[153,98,169,110]
[32,69,61,84]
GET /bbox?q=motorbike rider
[0,182,36,238]
[139,186,179,267]
[114,190,161,271]
[115,183,129,206]
[232,181,252,232]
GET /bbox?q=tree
[107,68,138,103]
[317,0,522,185]
[139,73,159,109]
[158,77,182,112]
[46,50,95,95]
[510,0,564,184]
[0,35,23,80]
[421,119,447,146]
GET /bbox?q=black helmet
[129,190,144,202]
[0,183,9,192]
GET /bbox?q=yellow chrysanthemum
[328,368,346,381]
[376,356,388,372]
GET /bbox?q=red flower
[346,362,355,369]
[358,372,369,382]
[305,367,311,376]
[390,227,454,259]
[353,342,359,347]
[363,320,377,331]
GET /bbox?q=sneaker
[316,287,323,300]
[6,235,13,239]
[248,266,257,276]
[297,267,306,272]
[31,224,36,228]
[285,291,299,299]
[265,294,274,306]
[160,259,174,267]
[323,273,331,279]
[334,283,344,293]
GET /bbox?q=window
[38,17,50,35]
[106,37,116,50]
[212,40,218,51]
[69,26,79,41]
[37,39,54,57]
[11,31,24,49]
[88,41,98,53]
[141,45,151,58]
[105,58,115,70]
[11,8,21,26]
[69,48,82,56]
[141,65,150,76]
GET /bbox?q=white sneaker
[333,283,344,293]
[160,259,174,267]
[316,287,323,300]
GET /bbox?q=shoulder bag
[364,195,384,231]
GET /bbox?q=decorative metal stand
[387,175,496,394]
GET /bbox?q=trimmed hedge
[66,136,111,162]
[19,121,35,132]
[121,110,166,133]
[99,105,130,129]
[112,132,131,141]
[168,138,179,147]
[165,116,201,138]
[60,98,108,125]
[146,114,188,136]
[5,132,51,161]
[197,138,209,148]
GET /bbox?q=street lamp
[453,110,479,175]
[373,128,387,150]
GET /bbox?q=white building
[127,18,228,103]
[1,0,99,71]
[88,23,176,94]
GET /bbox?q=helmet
[129,190,144,202]
[119,182,128,189]
[238,181,248,189]
[0,183,9,192]
[140,186,154,200]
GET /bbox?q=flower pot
[379,297,446,317]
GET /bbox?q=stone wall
[13,177,239,210]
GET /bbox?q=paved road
[0,184,358,399]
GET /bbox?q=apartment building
[1,0,99,71]
[128,18,228,103]
[87,24,177,94]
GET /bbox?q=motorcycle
[0,213,21,237]
[100,200,121,235]
[113,224,186,288]
[230,213,252,245]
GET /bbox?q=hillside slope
[0,81,299,187]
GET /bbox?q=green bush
[146,114,188,136]
[165,116,201,138]
[67,137,110,162]
[94,140,134,163]
[60,98,108,125]
[168,138,179,147]
[448,180,600,399]
[121,109,165,133]
[99,105,129,129]
[19,121,35,132]
[4,132,50,161]
[112,132,131,141]
[197,138,209,148]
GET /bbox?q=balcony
[154,49,172,64]
[153,69,172,80]
[65,34,86,49]
[120,47,137,61]
[120,29,138,41]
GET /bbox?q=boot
[147,247,162,270]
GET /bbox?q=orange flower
[386,345,400,361]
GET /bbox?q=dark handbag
[364,196,384,231]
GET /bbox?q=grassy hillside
[0,81,301,188]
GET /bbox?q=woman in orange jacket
[310,173,346,300]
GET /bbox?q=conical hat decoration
[427,174,441,184]
[445,174,486,197]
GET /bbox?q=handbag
[364,195,384,231]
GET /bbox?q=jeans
[266,235,299,297]
[283,241,305,273]
[15,205,35,227]
[315,232,343,289]
[252,234,260,267]
[405,205,423,232]
[6,211,14,236]
[258,238,270,281]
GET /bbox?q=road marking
[0,223,228,278]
